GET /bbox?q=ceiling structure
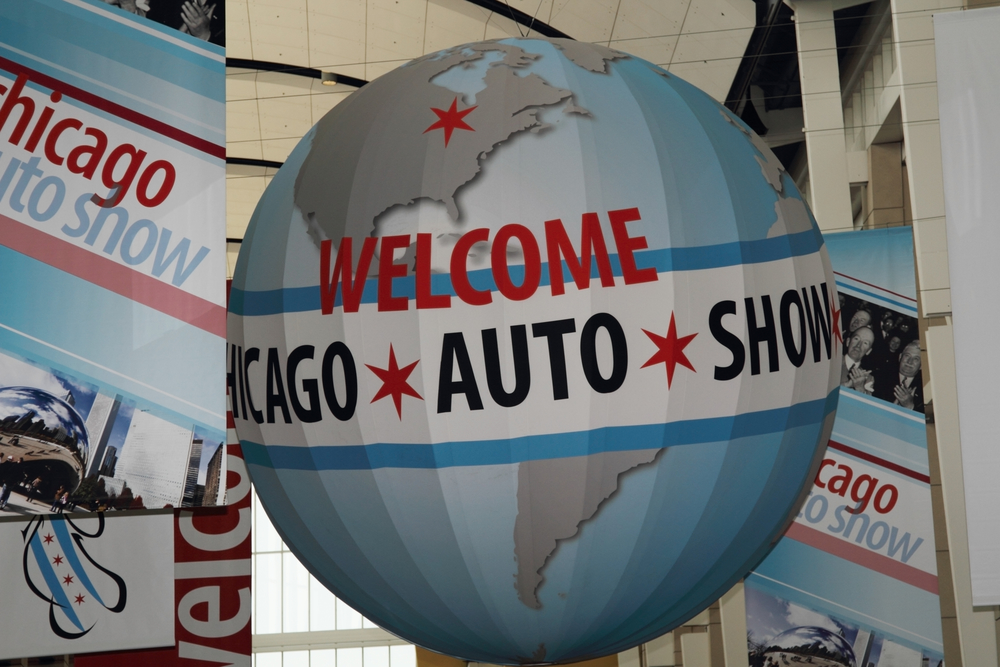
[223,0,759,271]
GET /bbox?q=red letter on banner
[321,237,376,314]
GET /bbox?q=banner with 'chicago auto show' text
[0,0,226,517]
[746,228,944,667]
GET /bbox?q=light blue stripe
[50,517,106,607]
[749,537,943,651]
[831,391,930,476]
[0,328,225,439]
[243,391,837,471]
[0,61,224,160]
[835,281,918,315]
[825,228,917,302]
[0,245,226,430]
[0,5,224,142]
[231,228,824,316]
[0,40,224,137]
[30,531,86,632]
[3,0,224,96]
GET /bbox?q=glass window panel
[339,647,363,667]
[255,552,282,634]
[390,646,416,667]
[311,649,337,667]
[310,575,338,632]
[363,646,389,667]
[256,653,282,667]
[254,491,284,553]
[362,615,378,629]
[336,598,363,630]
[283,553,310,633]
[284,651,310,667]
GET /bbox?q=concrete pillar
[790,0,854,233]
[865,142,907,228]
[718,582,750,667]
[706,601,725,667]
[890,0,1000,664]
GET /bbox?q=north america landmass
[291,38,806,610]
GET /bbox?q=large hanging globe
[229,38,841,664]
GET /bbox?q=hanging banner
[0,509,174,659]
[935,6,1000,606]
[745,228,944,666]
[0,0,226,514]
[76,427,251,667]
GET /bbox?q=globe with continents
[229,38,841,664]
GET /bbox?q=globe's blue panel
[228,38,841,664]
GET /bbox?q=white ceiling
[224,0,756,273]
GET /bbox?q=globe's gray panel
[513,450,659,609]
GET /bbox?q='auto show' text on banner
[745,228,944,667]
[0,0,226,514]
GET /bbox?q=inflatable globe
[0,386,89,494]
[229,38,840,664]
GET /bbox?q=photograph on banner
[746,586,942,667]
[76,413,252,667]
[0,347,226,514]
[746,227,943,666]
[0,510,174,660]
[839,293,922,413]
[102,0,225,46]
[0,0,227,513]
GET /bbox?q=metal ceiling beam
[463,0,572,39]
[226,157,285,170]
[225,58,368,88]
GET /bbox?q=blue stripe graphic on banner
[835,281,918,314]
[51,519,106,607]
[30,534,85,631]
[0,245,226,426]
[243,391,837,471]
[231,228,825,316]
[5,0,224,91]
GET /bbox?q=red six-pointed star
[52,554,63,566]
[830,299,843,346]
[423,97,477,147]
[642,312,698,389]
[74,594,85,606]
[43,533,54,544]
[63,574,74,586]
[366,345,422,420]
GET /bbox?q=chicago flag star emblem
[22,514,127,639]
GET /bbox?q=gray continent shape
[514,450,659,609]
[296,42,570,242]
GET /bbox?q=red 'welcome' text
[320,207,658,314]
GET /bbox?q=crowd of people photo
[839,293,924,413]
[101,0,225,46]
